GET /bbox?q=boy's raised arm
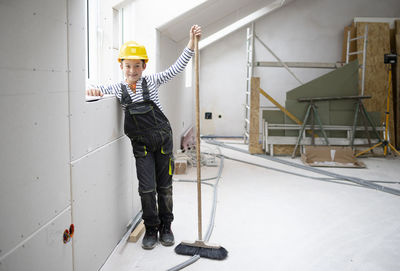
[151,25,202,85]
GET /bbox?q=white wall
[199,0,400,136]
[0,0,138,270]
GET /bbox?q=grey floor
[101,141,400,271]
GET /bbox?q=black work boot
[159,223,174,246]
[142,226,158,250]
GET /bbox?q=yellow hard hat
[118,41,148,63]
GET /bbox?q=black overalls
[121,78,174,228]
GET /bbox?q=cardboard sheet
[301,146,365,168]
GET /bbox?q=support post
[249,77,263,154]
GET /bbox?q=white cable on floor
[206,140,400,197]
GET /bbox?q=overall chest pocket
[128,104,153,115]
[125,103,158,131]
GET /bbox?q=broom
[174,36,228,260]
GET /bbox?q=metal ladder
[346,24,368,95]
[244,23,255,144]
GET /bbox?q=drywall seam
[0,206,71,263]
[70,135,126,165]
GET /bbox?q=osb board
[272,145,300,156]
[356,22,394,145]
[249,77,263,154]
[341,24,357,63]
[395,20,400,148]
[396,34,400,148]
[396,20,400,32]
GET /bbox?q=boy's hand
[86,89,104,97]
[188,25,202,50]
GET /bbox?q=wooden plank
[356,22,394,145]
[128,220,145,243]
[249,77,263,154]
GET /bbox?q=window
[85,0,124,99]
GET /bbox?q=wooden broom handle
[194,35,202,241]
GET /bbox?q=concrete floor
[100,141,400,271]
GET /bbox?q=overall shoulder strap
[120,83,132,105]
[141,78,150,101]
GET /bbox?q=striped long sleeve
[94,47,194,112]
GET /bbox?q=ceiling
[157,0,292,45]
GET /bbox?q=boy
[86,25,202,250]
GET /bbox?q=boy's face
[120,59,146,84]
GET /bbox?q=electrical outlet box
[205,112,212,119]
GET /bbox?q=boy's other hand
[190,25,202,40]
[188,25,202,50]
[86,89,104,97]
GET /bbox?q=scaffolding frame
[244,24,368,149]
[244,23,255,144]
[346,24,368,95]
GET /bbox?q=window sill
[85,94,115,102]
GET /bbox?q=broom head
[175,240,228,260]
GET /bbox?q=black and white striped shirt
[96,47,194,111]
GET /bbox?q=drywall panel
[262,110,285,136]
[286,60,359,100]
[284,99,330,136]
[0,93,71,260]
[67,0,86,94]
[0,0,68,71]
[71,137,139,271]
[69,95,125,161]
[0,208,73,271]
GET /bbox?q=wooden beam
[249,77,263,154]
[128,220,145,243]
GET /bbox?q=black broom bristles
[175,243,228,260]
